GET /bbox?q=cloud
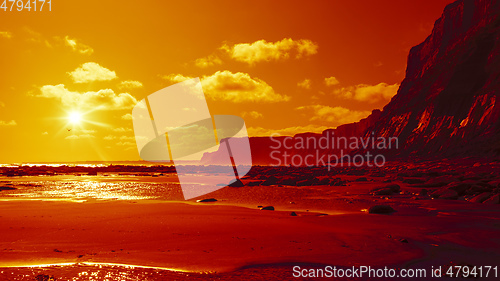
[65,134,94,140]
[161,74,193,84]
[121,113,133,120]
[221,38,318,65]
[296,105,371,125]
[201,71,289,103]
[324,77,340,86]
[119,80,143,89]
[161,71,289,103]
[242,111,263,119]
[113,127,132,132]
[42,132,48,135]
[333,83,399,103]
[0,31,12,39]
[64,36,93,55]
[39,84,137,110]
[0,120,17,126]
[195,54,223,68]
[297,79,312,89]
[248,124,330,137]
[68,62,117,83]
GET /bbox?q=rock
[355,177,368,182]
[261,176,279,186]
[277,178,296,186]
[371,184,400,196]
[374,188,393,195]
[196,198,217,203]
[437,189,458,200]
[483,194,499,204]
[368,205,395,214]
[420,189,428,196]
[290,211,298,216]
[400,239,409,243]
[229,179,244,187]
[469,192,491,203]
[260,206,274,211]
[403,178,426,184]
[247,181,262,186]
[446,182,471,196]
[0,186,16,191]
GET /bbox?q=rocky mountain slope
[203,0,500,165]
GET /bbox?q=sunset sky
[0,0,454,163]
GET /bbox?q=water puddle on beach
[0,263,296,280]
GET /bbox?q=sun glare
[68,112,82,125]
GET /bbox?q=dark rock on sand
[371,184,400,195]
[0,186,16,191]
[482,194,499,204]
[368,205,395,214]
[246,181,262,186]
[437,189,459,200]
[261,176,279,186]
[260,206,275,211]
[469,192,491,203]
[196,198,218,203]
[400,239,409,243]
[290,212,298,216]
[355,177,368,182]
[403,178,426,184]
[446,182,472,196]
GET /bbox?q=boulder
[469,192,492,203]
[196,198,217,203]
[260,206,275,211]
[368,205,395,214]
[482,194,499,204]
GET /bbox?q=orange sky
[0,0,455,163]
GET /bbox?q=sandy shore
[0,196,498,276]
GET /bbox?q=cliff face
[203,0,500,165]
[370,0,500,158]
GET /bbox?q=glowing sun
[68,112,82,125]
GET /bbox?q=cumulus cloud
[221,38,318,65]
[324,76,340,86]
[0,31,12,39]
[161,73,194,84]
[242,111,263,119]
[248,124,330,137]
[68,62,117,83]
[113,127,132,132]
[65,134,94,140]
[39,84,137,110]
[64,36,93,55]
[333,83,399,103]
[201,71,289,103]
[297,79,312,89]
[119,80,143,89]
[195,54,223,68]
[0,120,17,126]
[121,113,133,120]
[161,71,289,103]
[296,105,371,125]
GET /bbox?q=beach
[0,162,499,280]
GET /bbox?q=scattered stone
[260,206,274,211]
[403,178,426,184]
[355,177,368,182]
[368,205,395,214]
[290,212,298,216]
[437,189,458,200]
[0,186,16,191]
[371,184,400,195]
[446,182,471,196]
[469,192,491,203]
[261,176,279,186]
[246,181,262,186]
[196,198,217,203]
[483,194,499,204]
